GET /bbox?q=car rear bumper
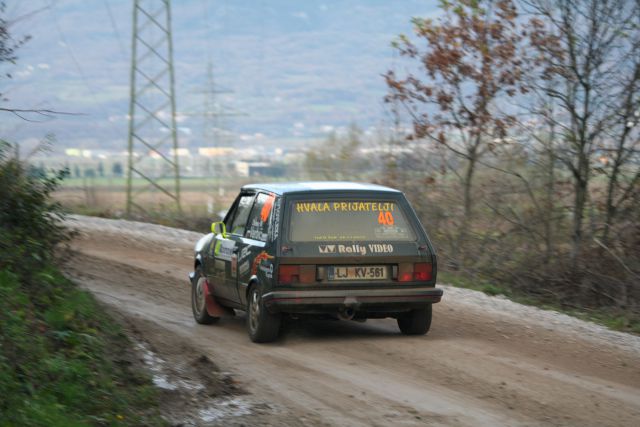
[262,286,443,314]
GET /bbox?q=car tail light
[398,263,413,282]
[278,265,299,285]
[413,263,433,281]
[278,265,316,285]
[299,265,316,284]
[397,262,433,282]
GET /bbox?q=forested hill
[5,0,437,151]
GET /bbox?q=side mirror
[211,221,227,238]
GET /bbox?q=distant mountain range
[2,0,439,154]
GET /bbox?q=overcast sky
[2,0,439,153]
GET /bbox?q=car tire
[397,304,432,335]
[247,283,281,343]
[191,266,220,325]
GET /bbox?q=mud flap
[189,272,229,317]
[203,280,226,318]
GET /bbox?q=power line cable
[6,4,51,28]
[46,0,123,139]
[202,0,212,64]
[102,0,128,60]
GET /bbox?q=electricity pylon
[183,62,245,204]
[126,0,181,215]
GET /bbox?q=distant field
[60,177,229,189]
[55,176,300,216]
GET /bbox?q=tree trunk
[571,164,588,266]
[602,106,633,246]
[456,150,478,268]
[602,167,618,246]
[543,143,555,265]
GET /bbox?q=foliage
[386,0,526,143]
[0,143,164,425]
[0,268,163,426]
[0,141,69,281]
[382,0,640,329]
[1,1,31,103]
[0,1,29,66]
[380,149,640,331]
[385,0,530,266]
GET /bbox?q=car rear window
[288,199,417,242]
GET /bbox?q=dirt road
[63,216,640,426]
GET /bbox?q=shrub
[0,142,164,425]
[0,141,69,282]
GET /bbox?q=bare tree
[601,51,640,246]
[385,0,529,265]
[522,0,640,264]
[508,91,560,264]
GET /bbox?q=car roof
[241,181,402,196]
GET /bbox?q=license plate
[328,266,387,281]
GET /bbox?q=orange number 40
[378,211,394,226]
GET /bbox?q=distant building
[235,161,285,177]
[169,148,191,157]
[198,147,235,157]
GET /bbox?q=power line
[46,0,122,139]
[102,0,128,60]
[6,4,51,28]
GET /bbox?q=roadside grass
[0,266,166,426]
[1,144,167,426]
[438,271,640,335]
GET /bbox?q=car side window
[244,193,276,242]
[228,194,255,236]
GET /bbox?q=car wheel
[247,283,281,343]
[191,266,219,324]
[397,304,432,335]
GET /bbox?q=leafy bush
[0,142,164,425]
[0,141,69,281]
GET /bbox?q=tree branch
[0,108,83,122]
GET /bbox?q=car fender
[241,275,260,307]
[189,254,206,286]
[194,233,212,253]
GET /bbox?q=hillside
[3,0,438,153]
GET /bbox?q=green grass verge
[438,271,640,335]
[0,267,165,426]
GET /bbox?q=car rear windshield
[288,199,417,242]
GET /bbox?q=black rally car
[189,182,442,342]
